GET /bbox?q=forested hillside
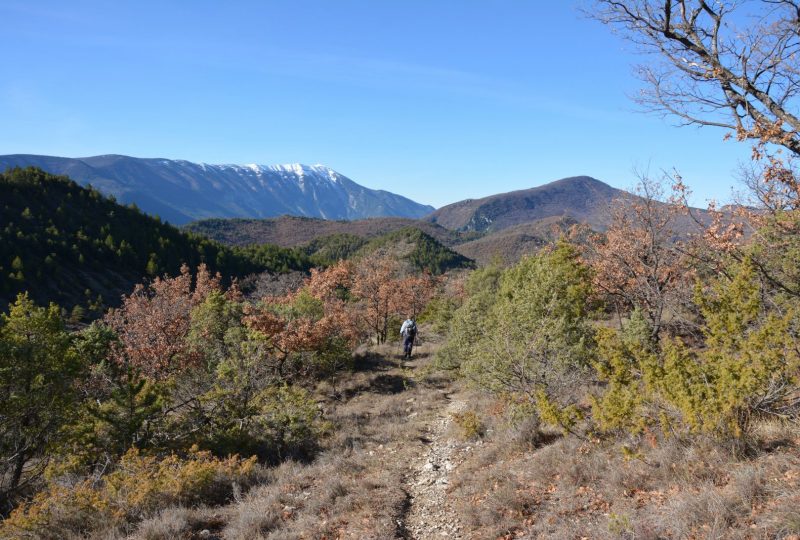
[187,218,476,275]
[356,226,475,275]
[184,215,472,247]
[0,168,311,315]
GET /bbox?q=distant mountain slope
[426,176,623,233]
[0,168,310,315]
[184,216,479,274]
[186,217,475,275]
[454,216,578,265]
[355,227,475,275]
[185,216,473,247]
[0,155,435,225]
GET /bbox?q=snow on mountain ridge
[266,163,341,183]
[213,162,341,184]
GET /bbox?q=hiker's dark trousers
[403,335,414,357]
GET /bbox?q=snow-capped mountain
[0,154,435,224]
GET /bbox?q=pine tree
[0,294,82,507]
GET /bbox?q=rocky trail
[395,352,471,540]
[127,339,482,540]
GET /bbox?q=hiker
[400,316,417,359]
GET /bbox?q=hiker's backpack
[405,321,417,339]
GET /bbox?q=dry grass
[219,341,448,539]
[86,335,800,540]
[132,507,229,540]
[119,334,452,540]
[220,451,409,539]
[445,412,800,539]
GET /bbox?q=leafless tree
[591,0,800,155]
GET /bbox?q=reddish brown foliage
[580,178,691,339]
[672,151,800,297]
[350,254,405,344]
[397,272,438,320]
[105,264,221,378]
[346,254,438,343]
[352,255,412,343]
[243,262,361,376]
[305,260,354,302]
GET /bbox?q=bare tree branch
[590,0,800,154]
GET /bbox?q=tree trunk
[9,447,26,495]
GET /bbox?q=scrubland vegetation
[0,247,440,538]
[3,147,800,538]
[432,161,800,537]
[5,1,800,536]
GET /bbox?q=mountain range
[187,175,710,266]
[426,176,624,233]
[0,154,434,225]
[0,168,471,314]
[185,174,633,258]
[3,153,676,266]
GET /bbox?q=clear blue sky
[1,0,750,208]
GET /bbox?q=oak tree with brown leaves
[104,264,221,378]
[350,254,406,344]
[243,261,360,378]
[580,177,691,341]
[673,152,800,299]
[591,0,800,301]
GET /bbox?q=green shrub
[458,242,594,430]
[255,385,329,462]
[418,294,461,335]
[452,410,484,440]
[1,448,257,538]
[657,259,799,438]
[434,261,503,371]
[590,309,657,435]
[592,259,800,440]
[0,294,83,508]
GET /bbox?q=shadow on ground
[341,373,415,399]
[353,350,400,373]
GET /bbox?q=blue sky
[0,0,751,208]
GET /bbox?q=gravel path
[401,394,468,539]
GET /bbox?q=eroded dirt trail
[401,391,467,539]
[126,340,476,540]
